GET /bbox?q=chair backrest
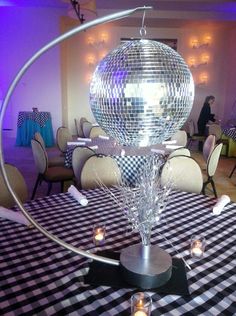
[89,126,107,138]
[168,148,191,159]
[31,139,48,174]
[207,143,223,177]
[208,124,222,141]
[72,146,95,187]
[80,155,121,190]
[74,118,84,137]
[34,132,46,150]
[203,134,216,162]
[0,163,28,208]
[82,121,93,138]
[161,155,203,194]
[56,127,73,153]
[80,117,89,126]
[170,130,188,147]
[187,120,195,137]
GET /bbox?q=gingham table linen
[17,111,51,128]
[0,188,235,315]
[222,127,236,142]
[64,139,168,186]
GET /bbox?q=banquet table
[0,188,235,315]
[16,111,54,147]
[222,127,236,142]
[64,138,169,186]
[220,127,236,157]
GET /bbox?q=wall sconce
[86,32,108,48]
[191,39,199,49]
[189,56,197,68]
[87,36,95,46]
[99,32,108,44]
[203,35,212,46]
[191,35,212,49]
[87,54,96,66]
[200,53,210,65]
[197,73,208,86]
[189,54,210,68]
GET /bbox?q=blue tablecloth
[16,111,54,147]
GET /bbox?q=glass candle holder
[190,235,206,259]
[131,292,152,316]
[93,224,106,246]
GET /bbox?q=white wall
[1,6,236,139]
[64,21,236,134]
[0,6,64,138]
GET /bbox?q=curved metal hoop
[0,6,152,266]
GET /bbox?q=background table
[0,188,235,315]
[64,138,167,185]
[222,127,236,157]
[16,111,54,147]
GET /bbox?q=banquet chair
[170,130,188,147]
[202,143,223,198]
[80,155,121,190]
[56,126,73,155]
[229,161,236,178]
[161,155,203,194]
[168,148,191,159]
[202,134,216,163]
[89,126,107,138]
[208,123,229,157]
[82,121,93,138]
[34,132,65,167]
[31,139,74,199]
[0,163,28,208]
[187,119,206,149]
[72,146,96,188]
[74,118,84,137]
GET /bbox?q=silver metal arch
[0,6,152,266]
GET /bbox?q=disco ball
[90,39,194,147]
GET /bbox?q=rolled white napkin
[68,185,88,206]
[121,149,126,156]
[162,140,177,145]
[151,148,165,154]
[98,135,109,140]
[165,145,183,149]
[213,195,230,215]
[89,145,98,150]
[67,141,86,146]
[0,206,30,226]
[77,137,92,142]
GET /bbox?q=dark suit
[197,103,215,135]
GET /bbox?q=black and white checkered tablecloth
[0,188,235,315]
[222,127,236,142]
[17,111,51,128]
[65,147,147,186]
[64,140,167,186]
[113,155,148,186]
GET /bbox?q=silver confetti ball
[90,39,194,147]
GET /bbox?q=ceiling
[1,0,236,27]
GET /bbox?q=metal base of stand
[120,244,172,289]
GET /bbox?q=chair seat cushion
[48,156,65,167]
[44,167,74,181]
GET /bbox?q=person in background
[197,95,216,136]
[197,95,216,151]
